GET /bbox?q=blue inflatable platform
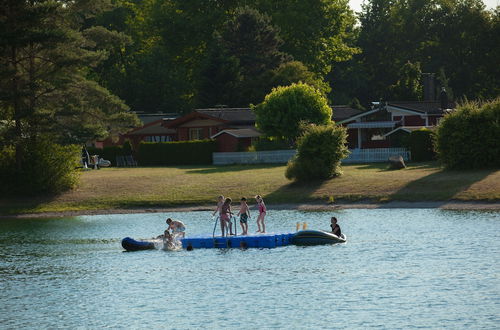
[181,232,295,249]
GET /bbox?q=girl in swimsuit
[220,197,234,236]
[255,195,267,233]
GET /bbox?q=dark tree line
[90,0,498,113]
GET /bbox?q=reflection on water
[0,209,499,329]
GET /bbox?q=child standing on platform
[220,197,234,236]
[255,195,267,233]
[237,197,250,235]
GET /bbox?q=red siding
[216,134,238,152]
[403,115,425,126]
[215,134,253,152]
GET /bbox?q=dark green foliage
[0,139,80,196]
[198,6,290,107]
[87,146,124,165]
[285,124,349,181]
[334,0,499,104]
[0,0,139,195]
[122,140,133,154]
[408,129,436,161]
[137,140,216,166]
[389,61,423,101]
[270,61,331,96]
[436,99,500,169]
[254,83,332,142]
[251,137,292,151]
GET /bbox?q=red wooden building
[338,99,454,149]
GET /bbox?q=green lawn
[1,162,499,215]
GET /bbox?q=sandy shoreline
[2,200,499,219]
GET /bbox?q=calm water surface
[0,209,499,329]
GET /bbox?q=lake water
[0,209,499,329]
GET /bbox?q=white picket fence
[213,150,297,165]
[343,148,411,163]
[213,148,410,165]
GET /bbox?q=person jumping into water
[255,195,267,233]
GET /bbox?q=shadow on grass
[390,167,496,203]
[346,161,440,172]
[0,195,60,215]
[185,163,284,174]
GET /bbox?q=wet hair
[166,218,172,224]
[331,217,337,222]
[240,241,248,249]
[241,197,247,201]
[186,245,193,251]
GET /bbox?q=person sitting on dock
[237,197,250,235]
[166,218,186,238]
[330,217,342,237]
[220,198,234,236]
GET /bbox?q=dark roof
[387,101,455,114]
[211,128,261,139]
[195,108,255,124]
[332,105,364,121]
[125,119,176,136]
[135,113,179,125]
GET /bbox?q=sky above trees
[349,0,498,12]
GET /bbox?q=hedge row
[137,140,216,165]
[436,98,500,169]
[408,129,436,161]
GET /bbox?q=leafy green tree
[285,124,349,181]
[342,0,499,103]
[270,61,331,96]
[210,6,290,106]
[389,61,423,100]
[196,43,243,108]
[253,83,332,142]
[256,0,359,76]
[0,0,139,193]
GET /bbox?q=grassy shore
[1,162,499,215]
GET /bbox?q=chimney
[422,73,435,101]
[440,87,448,109]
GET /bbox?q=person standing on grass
[255,195,267,233]
[220,197,234,236]
[237,197,250,235]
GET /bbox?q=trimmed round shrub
[435,98,500,169]
[253,83,332,142]
[409,128,436,161]
[285,124,349,181]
